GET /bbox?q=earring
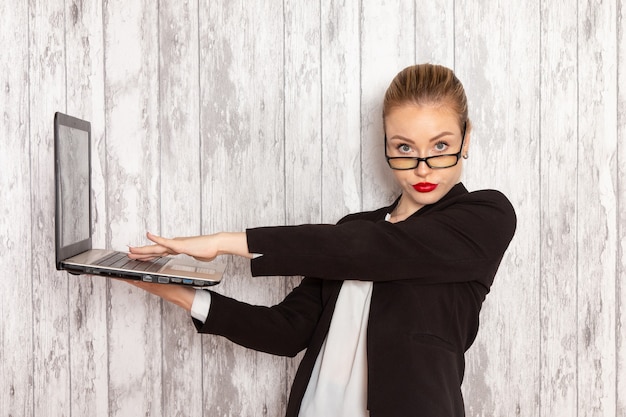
[463,153,469,159]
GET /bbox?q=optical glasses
[384,122,467,170]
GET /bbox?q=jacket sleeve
[247,190,516,287]
[193,277,325,357]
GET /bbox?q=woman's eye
[434,142,449,152]
[398,144,412,153]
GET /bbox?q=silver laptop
[54,112,223,287]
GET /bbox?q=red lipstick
[413,182,438,193]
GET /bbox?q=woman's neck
[389,196,423,223]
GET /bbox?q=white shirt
[191,282,373,417]
[190,289,212,323]
[298,280,372,417]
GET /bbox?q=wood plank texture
[0,1,32,416]
[28,1,71,415]
[577,1,618,415]
[617,2,626,415]
[1,1,625,416]
[320,0,362,221]
[284,0,322,225]
[415,0,455,67]
[538,1,578,415]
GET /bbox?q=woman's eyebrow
[389,131,455,143]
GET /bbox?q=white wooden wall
[1,1,624,416]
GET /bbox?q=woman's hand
[128,232,219,262]
[123,231,252,311]
[127,231,253,262]
[121,279,196,312]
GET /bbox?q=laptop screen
[54,112,93,268]
[57,124,90,246]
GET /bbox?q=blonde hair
[383,64,469,132]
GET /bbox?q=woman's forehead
[385,104,460,130]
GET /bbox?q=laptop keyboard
[94,251,169,272]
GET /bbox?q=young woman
[127,63,517,417]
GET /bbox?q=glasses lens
[427,155,459,168]
[388,158,417,169]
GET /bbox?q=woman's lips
[413,182,438,193]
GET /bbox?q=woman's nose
[414,159,432,176]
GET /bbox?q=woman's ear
[462,121,471,158]
[463,133,471,158]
